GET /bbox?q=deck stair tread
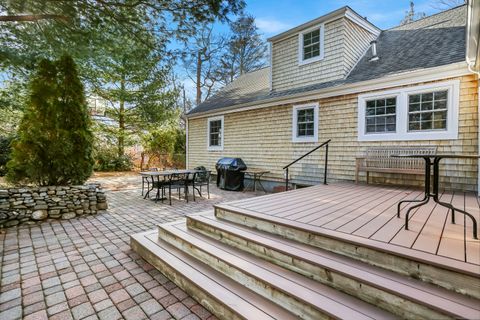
[188,214,480,319]
[131,230,298,320]
[159,221,395,320]
[215,202,480,277]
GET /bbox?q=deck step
[130,230,297,320]
[187,213,480,320]
[215,203,480,300]
[157,220,395,320]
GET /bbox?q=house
[185,4,480,191]
[133,4,480,319]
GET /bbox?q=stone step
[188,213,480,320]
[157,221,395,320]
[130,230,298,320]
[215,203,480,300]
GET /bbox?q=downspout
[466,0,480,193]
[186,118,189,169]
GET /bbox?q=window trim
[357,80,460,141]
[292,103,319,143]
[207,115,224,151]
[364,96,398,134]
[298,24,325,65]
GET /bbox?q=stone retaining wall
[0,184,107,228]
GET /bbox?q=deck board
[465,195,480,265]
[411,192,452,255]
[280,185,376,220]
[437,192,467,262]
[225,183,480,265]
[336,188,418,235]
[389,192,439,249]
[351,189,423,238]
[321,187,406,230]
[283,185,383,221]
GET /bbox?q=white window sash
[292,103,319,143]
[207,115,224,151]
[298,24,325,65]
[357,80,460,141]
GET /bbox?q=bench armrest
[355,157,366,170]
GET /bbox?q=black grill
[215,158,247,191]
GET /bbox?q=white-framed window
[207,116,224,151]
[357,80,460,141]
[365,96,397,134]
[298,24,324,65]
[292,103,319,143]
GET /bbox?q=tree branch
[0,14,69,23]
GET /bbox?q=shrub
[94,148,133,172]
[6,55,94,185]
[0,136,13,176]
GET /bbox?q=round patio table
[392,154,479,239]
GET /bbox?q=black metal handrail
[283,139,331,191]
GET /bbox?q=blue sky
[246,0,449,36]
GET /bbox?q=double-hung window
[292,103,319,142]
[298,25,324,65]
[207,116,224,150]
[408,90,448,131]
[365,97,397,133]
[358,80,459,141]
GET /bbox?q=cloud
[256,18,293,35]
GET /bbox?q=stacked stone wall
[0,184,107,228]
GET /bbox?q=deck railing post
[324,143,328,185]
[285,168,289,191]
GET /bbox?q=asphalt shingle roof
[187,5,467,116]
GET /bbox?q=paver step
[188,213,480,320]
[158,220,395,320]
[215,203,480,299]
[130,230,297,320]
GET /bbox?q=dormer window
[298,24,324,65]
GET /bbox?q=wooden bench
[355,146,437,184]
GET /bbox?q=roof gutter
[467,0,480,73]
[186,62,471,119]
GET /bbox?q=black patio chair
[142,167,159,197]
[152,174,169,203]
[167,172,189,205]
[192,167,211,199]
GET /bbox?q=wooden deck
[224,183,480,267]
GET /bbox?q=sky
[245,0,451,36]
[181,0,458,100]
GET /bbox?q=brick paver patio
[0,175,257,320]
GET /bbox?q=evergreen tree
[7,55,94,185]
[86,21,179,158]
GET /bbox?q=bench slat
[356,146,437,184]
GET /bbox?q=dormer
[268,6,380,92]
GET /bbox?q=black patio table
[140,170,203,201]
[392,154,479,239]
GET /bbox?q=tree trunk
[196,51,202,106]
[118,78,126,158]
[140,151,145,171]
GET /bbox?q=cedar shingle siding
[186,5,479,191]
[188,75,478,191]
[271,18,376,91]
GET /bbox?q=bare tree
[219,14,267,84]
[183,24,226,106]
[431,0,466,11]
[400,1,426,25]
